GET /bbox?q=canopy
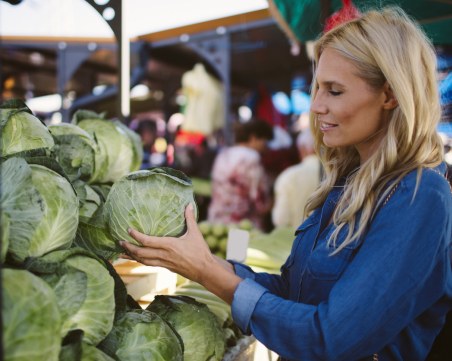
[269,0,452,45]
[0,0,268,39]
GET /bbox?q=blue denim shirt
[230,164,452,361]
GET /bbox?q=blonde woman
[121,7,452,361]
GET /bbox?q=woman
[120,7,452,360]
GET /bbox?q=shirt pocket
[306,229,361,281]
[280,215,320,271]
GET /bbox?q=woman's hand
[119,204,215,284]
[120,204,243,304]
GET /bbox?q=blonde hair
[305,7,443,252]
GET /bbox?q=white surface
[0,0,269,39]
[226,228,249,263]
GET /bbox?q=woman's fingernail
[187,203,193,211]
[119,241,125,247]
[127,228,132,234]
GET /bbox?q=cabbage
[148,295,226,361]
[104,167,198,245]
[25,248,115,346]
[73,110,137,183]
[2,268,62,361]
[0,99,54,158]
[49,123,99,182]
[98,309,183,361]
[1,157,79,263]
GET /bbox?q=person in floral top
[207,119,273,230]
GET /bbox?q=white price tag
[226,228,249,262]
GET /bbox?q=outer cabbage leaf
[74,111,134,183]
[25,248,115,346]
[0,157,79,263]
[0,99,54,157]
[75,200,121,261]
[98,309,183,361]
[148,295,226,361]
[49,123,99,182]
[76,183,102,219]
[1,211,10,263]
[59,341,115,361]
[104,167,198,245]
[2,268,62,361]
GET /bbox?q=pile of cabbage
[0,100,231,361]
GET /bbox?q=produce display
[0,99,234,361]
[198,219,255,259]
[245,226,295,273]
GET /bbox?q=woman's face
[310,47,389,163]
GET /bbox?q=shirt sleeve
[231,174,452,361]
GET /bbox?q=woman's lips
[319,121,338,131]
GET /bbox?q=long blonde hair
[305,7,443,252]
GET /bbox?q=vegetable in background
[0,99,54,158]
[2,268,62,361]
[104,167,198,245]
[25,248,116,346]
[1,157,79,263]
[148,295,226,361]
[98,309,183,361]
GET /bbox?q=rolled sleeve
[228,260,256,280]
[231,278,267,334]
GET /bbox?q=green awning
[270,0,452,44]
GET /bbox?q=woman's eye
[329,90,342,96]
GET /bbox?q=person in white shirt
[272,128,321,228]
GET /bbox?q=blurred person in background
[136,119,157,169]
[272,127,321,228]
[207,118,273,230]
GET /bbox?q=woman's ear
[382,82,398,110]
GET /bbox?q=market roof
[0,0,269,39]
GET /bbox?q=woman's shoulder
[401,163,451,193]
[396,163,452,207]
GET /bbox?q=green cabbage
[2,268,62,361]
[0,99,54,158]
[148,295,226,361]
[25,248,115,346]
[1,157,79,263]
[73,110,137,183]
[49,123,99,182]
[104,167,198,245]
[98,309,183,361]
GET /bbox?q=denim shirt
[230,164,452,361]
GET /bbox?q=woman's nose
[310,93,327,115]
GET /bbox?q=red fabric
[175,129,206,146]
[324,0,361,33]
